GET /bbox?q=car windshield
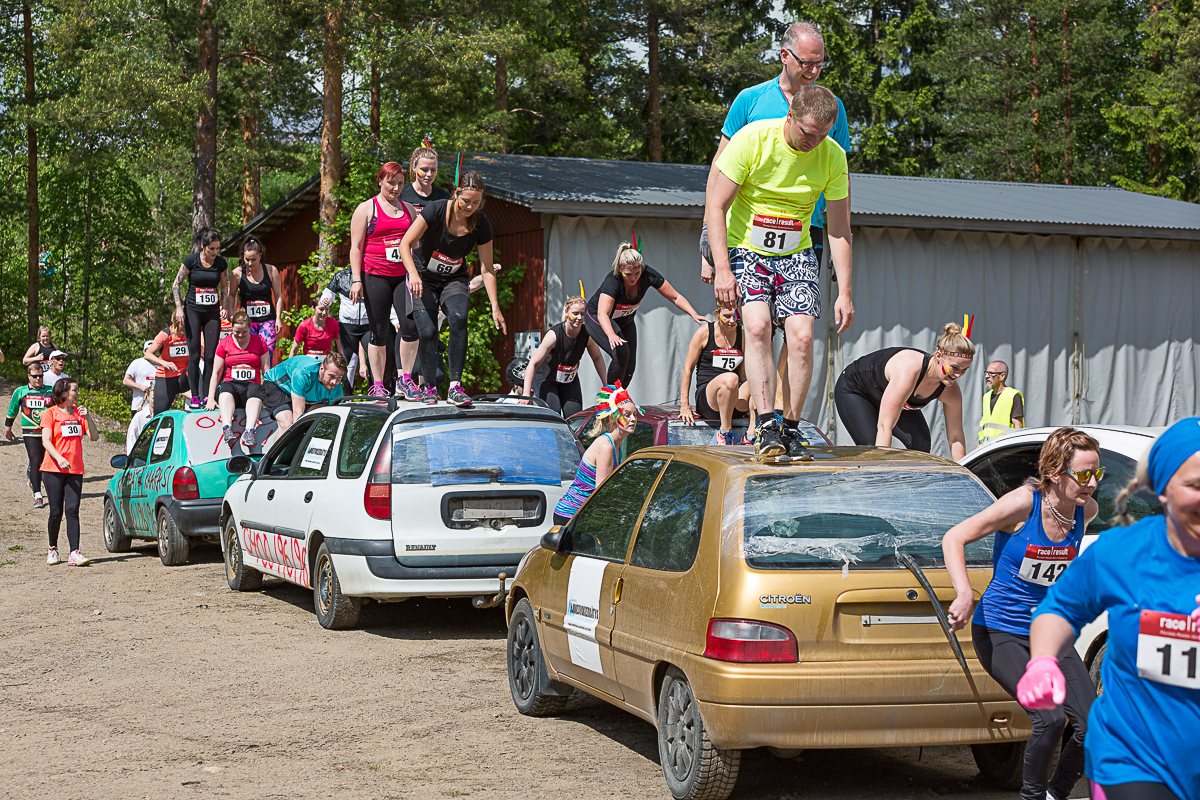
[665,420,826,446]
[392,419,580,486]
[740,470,995,570]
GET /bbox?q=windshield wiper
[431,466,506,481]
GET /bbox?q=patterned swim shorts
[728,247,821,320]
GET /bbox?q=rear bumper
[326,542,520,599]
[162,498,222,537]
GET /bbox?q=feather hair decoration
[454,153,465,187]
[595,381,643,418]
[962,314,975,340]
[579,280,585,297]
[630,228,642,253]
[422,135,433,149]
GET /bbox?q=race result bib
[428,251,464,275]
[25,395,47,411]
[168,343,189,359]
[713,348,744,372]
[1017,544,1076,586]
[1136,610,1200,689]
[40,360,51,373]
[194,289,219,306]
[749,214,805,255]
[612,303,639,319]
[245,300,270,319]
[231,365,257,382]
[60,420,82,438]
[385,236,403,263]
[555,364,579,384]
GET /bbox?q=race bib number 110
[749,214,804,255]
[1136,610,1200,689]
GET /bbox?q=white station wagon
[219,397,582,628]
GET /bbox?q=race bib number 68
[749,214,804,255]
[1017,544,1075,586]
[1137,610,1200,689]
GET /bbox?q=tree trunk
[81,165,94,362]
[1003,19,1013,181]
[647,11,661,163]
[370,59,381,139]
[241,46,261,224]
[23,0,39,340]
[1061,5,1072,185]
[319,2,344,271]
[1029,11,1040,182]
[1147,2,1161,185]
[192,0,218,241]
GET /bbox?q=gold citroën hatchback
[506,446,1031,800]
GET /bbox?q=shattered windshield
[741,470,995,570]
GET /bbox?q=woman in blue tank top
[553,382,640,525]
[942,427,1102,800]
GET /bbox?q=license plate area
[441,490,546,530]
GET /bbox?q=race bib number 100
[1017,544,1075,586]
[749,214,805,255]
[231,366,256,382]
[1136,610,1200,689]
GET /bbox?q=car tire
[1088,642,1106,695]
[657,667,740,800]
[507,598,570,716]
[971,741,1025,790]
[223,518,262,592]
[103,497,132,553]
[313,543,361,630]
[157,507,189,566]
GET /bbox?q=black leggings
[185,305,222,401]
[834,372,932,452]
[584,313,638,386]
[1101,783,1181,800]
[412,281,469,384]
[972,624,1094,800]
[43,471,83,552]
[538,378,584,418]
[362,272,407,347]
[339,321,372,391]
[24,435,45,494]
[152,374,188,415]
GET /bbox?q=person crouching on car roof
[261,352,348,432]
[552,382,640,526]
[206,310,271,450]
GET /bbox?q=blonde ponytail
[611,243,643,275]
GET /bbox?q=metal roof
[467,152,1200,241]
[221,174,320,257]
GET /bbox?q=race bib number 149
[749,214,804,254]
[1136,610,1200,689]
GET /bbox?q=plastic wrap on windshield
[720,469,996,571]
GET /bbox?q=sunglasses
[984,371,1006,378]
[1064,467,1106,484]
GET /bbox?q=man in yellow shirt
[979,360,1024,445]
[705,84,854,458]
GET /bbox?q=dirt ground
[0,384,1087,800]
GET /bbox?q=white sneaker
[67,550,91,567]
[46,547,61,566]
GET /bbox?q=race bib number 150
[749,214,804,254]
[1136,610,1200,689]
[194,290,218,306]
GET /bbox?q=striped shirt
[554,433,620,520]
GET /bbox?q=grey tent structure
[469,153,1200,456]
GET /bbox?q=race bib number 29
[1017,544,1075,586]
[749,214,805,254]
[1137,610,1200,689]
[169,343,189,359]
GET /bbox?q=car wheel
[313,543,361,630]
[657,667,740,800]
[507,598,570,716]
[1089,642,1106,695]
[971,741,1025,790]
[103,498,131,553]
[156,507,189,566]
[223,518,262,592]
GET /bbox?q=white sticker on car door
[299,438,333,470]
[564,556,607,675]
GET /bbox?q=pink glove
[1191,595,1200,626]
[1016,655,1066,709]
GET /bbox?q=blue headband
[1148,417,1200,495]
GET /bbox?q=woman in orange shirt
[41,378,99,566]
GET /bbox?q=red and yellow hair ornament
[595,381,643,419]
[962,313,975,340]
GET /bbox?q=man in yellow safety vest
[979,361,1024,445]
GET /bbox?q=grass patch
[0,559,15,567]
[8,545,23,551]
[368,763,380,771]
[103,431,126,444]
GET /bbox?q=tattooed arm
[172,264,188,326]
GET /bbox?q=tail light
[363,431,392,520]
[704,619,798,663]
[172,466,200,500]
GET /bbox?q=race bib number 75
[1136,610,1200,689]
[749,214,805,255]
[1017,544,1075,586]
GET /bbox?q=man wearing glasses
[6,364,54,508]
[979,361,1024,445]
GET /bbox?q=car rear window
[392,419,580,486]
[742,470,995,570]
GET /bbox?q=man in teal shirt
[262,353,347,431]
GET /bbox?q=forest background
[0,0,1197,399]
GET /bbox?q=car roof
[628,444,968,472]
[332,397,570,425]
[963,424,1163,464]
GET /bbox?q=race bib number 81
[1017,544,1075,586]
[1136,610,1200,689]
[749,214,805,255]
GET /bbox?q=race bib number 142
[1017,544,1076,586]
[1136,610,1200,689]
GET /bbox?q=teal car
[103,408,279,566]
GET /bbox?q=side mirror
[540,526,566,553]
[110,454,128,469]
[227,455,254,475]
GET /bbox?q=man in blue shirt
[261,352,347,431]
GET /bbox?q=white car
[219,397,582,629]
[962,424,1164,687]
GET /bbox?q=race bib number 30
[231,366,257,382]
[428,251,463,275]
[713,348,744,372]
[246,301,270,319]
[749,214,805,255]
[194,290,219,306]
[1017,544,1076,586]
[61,421,82,438]
[1136,610,1200,689]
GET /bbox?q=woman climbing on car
[552,383,640,525]
[678,299,750,445]
[942,427,1102,800]
[834,320,975,460]
[144,317,192,415]
[522,295,607,418]
[205,310,271,449]
[41,377,99,567]
[584,240,706,388]
[230,236,283,364]
[172,227,229,408]
[1017,419,1200,800]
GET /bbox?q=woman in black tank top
[834,322,976,458]
[678,303,749,444]
[523,296,607,418]
[231,236,283,362]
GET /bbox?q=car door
[140,416,177,505]
[119,421,159,533]
[611,459,710,713]
[267,414,342,587]
[539,457,667,700]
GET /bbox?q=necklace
[1046,500,1075,530]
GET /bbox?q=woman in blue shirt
[943,427,1102,800]
[1020,418,1200,800]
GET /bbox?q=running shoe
[367,382,390,399]
[189,396,205,410]
[241,426,257,449]
[46,547,60,566]
[421,384,438,405]
[755,419,786,458]
[447,383,472,408]
[713,429,736,446]
[781,425,814,460]
[397,375,423,402]
[221,425,239,448]
[33,493,44,509]
[67,550,91,567]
